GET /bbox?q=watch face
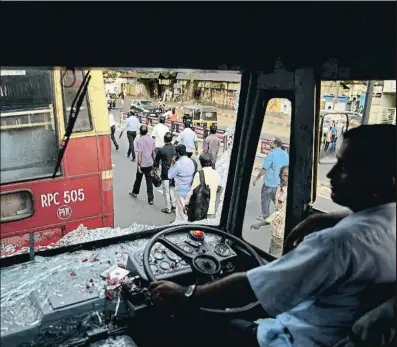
[185,285,195,297]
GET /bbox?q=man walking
[185,152,221,220]
[168,144,196,221]
[108,107,119,150]
[151,116,169,154]
[130,125,156,205]
[120,112,140,161]
[203,124,220,168]
[253,137,289,221]
[154,132,176,214]
[175,120,198,158]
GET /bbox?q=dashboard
[126,230,237,280]
[0,229,253,347]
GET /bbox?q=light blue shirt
[121,115,140,132]
[177,128,198,153]
[168,156,196,198]
[247,202,396,347]
[262,147,289,187]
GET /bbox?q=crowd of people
[111,108,222,223]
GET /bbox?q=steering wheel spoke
[157,236,194,264]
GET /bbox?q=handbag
[151,169,162,188]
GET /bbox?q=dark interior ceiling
[1,2,396,79]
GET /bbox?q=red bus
[0,69,114,256]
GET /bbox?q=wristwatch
[184,284,196,298]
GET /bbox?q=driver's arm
[193,272,257,309]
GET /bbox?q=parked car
[130,100,162,117]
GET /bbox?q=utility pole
[332,81,340,110]
[361,80,375,125]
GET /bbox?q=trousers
[261,185,277,219]
[132,166,154,202]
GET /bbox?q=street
[110,99,346,253]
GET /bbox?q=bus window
[241,98,291,258]
[313,80,396,213]
[0,69,59,183]
[61,69,93,132]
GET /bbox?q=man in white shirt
[108,108,119,150]
[185,152,221,218]
[151,116,170,153]
[148,124,396,347]
[175,120,198,158]
[120,112,140,161]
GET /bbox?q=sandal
[161,208,171,214]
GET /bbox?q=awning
[176,72,241,83]
[136,72,161,79]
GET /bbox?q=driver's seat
[332,296,396,347]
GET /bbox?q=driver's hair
[343,124,397,201]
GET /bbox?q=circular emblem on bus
[57,205,73,220]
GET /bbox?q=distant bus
[0,69,114,256]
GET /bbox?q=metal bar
[29,232,35,261]
[0,122,53,130]
[0,108,53,117]
[362,80,375,125]
[311,79,322,203]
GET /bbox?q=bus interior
[0,3,396,347]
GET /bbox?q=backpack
[186,170,210,222]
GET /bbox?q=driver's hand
[149,281,184,302]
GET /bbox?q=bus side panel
[1,175,102,237]
[97,135,112,173]
[63,137,100,176]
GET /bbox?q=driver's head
[140,125,148,136]
[327,124,396,211]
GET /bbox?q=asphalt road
[110,100,346,253]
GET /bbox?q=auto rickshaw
[107,93,117,109]
[182,105,218,128]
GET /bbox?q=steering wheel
[143,225,265,314]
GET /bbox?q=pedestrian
[168,144,196,222]
[324,126,332,152]
[175,120,198,158]
[330,122,338,153]
[154,132,176,214]
[108,107,119,150]
[185,152,221,220]
[119,112,140,161]
[163,107,178,134]
[130,125,156,205]
[120,92,125,106]
[250,165,289,258]
[203,124,221,169]
[253,137,289,221]
[151,116,170,154]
